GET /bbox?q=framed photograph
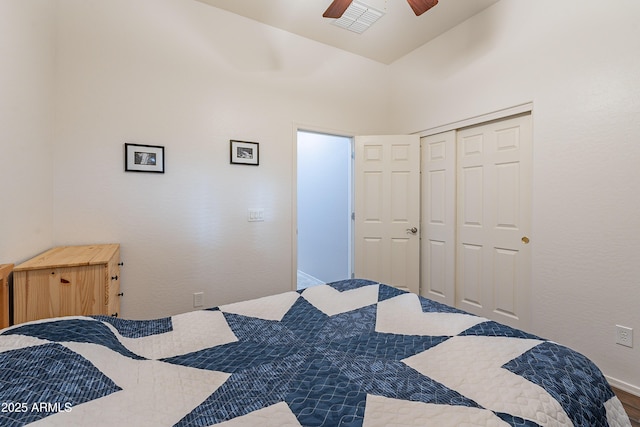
[230,140,259,166]
[124,143,165,173]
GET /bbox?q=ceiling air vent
[331,1,384,34]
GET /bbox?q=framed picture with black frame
[230,140,259,166]
[124,143,165,173]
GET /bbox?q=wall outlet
[193,292,204,308]
[616,325,633,348]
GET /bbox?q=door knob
[521,236,530,244]
[407,227,418,235]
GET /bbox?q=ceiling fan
[323,0,438,18]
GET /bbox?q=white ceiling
[194,0,500,64]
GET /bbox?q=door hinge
[351,212,355,221]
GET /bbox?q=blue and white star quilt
[0,280,631,426]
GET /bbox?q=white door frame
[419,103,533,138]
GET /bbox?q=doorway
[296,130,353,290]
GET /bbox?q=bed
[0,278,631,426]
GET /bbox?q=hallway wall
[297,131,352,283]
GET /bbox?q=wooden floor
[612,386,640,427]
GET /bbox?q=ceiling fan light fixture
[330,0,384,34]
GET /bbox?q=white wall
[389,0,640,392]
[5,0,639,394]
[0,1,56,262]
[297,131,352,283]
[51,0,390,319]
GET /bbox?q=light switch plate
[248,208,264,222]
[193,292,204,308]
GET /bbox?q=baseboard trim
[608,376,640,397]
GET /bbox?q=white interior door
[421,131,456,306]
[456,114,532,329]
[354,135,420,294]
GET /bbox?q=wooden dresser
[13,244,121,324]
[0,264,13,329]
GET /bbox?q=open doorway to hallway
[296,130,353,290]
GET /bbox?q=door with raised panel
[421,131,456,306]
[354,135,420,294]
[456,114,532,330]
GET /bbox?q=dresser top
[14,244,119,271]
[0,264,12,280]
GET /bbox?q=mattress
[0,279,631,426]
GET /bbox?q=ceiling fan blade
[406,0,438,16]
[323,0,353,18]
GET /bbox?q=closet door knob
[521,236,530,244]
